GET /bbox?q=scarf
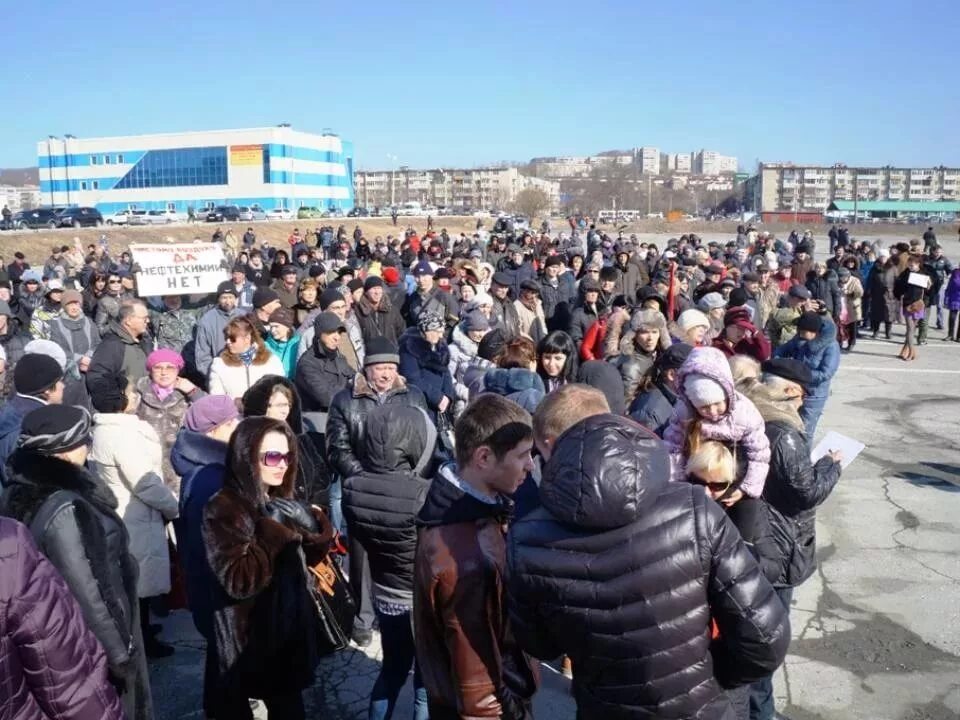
[238,346,257,366]
[151,382,176,402]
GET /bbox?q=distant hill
[0,168,39,186]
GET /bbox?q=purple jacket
[0,517,123,720]
[945,270,960,310]
[663,346,771,497]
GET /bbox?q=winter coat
[602,307,671,360]
[496,259,536,300]
[507,414,790,720]
[135,376,205,496]
[628,380,678,436]
[294,336,354,413]
[94,293,131,335]
[577,360,627,415]
[326,373,429,479]
[403,287,460,329]
[765,306,801,349]
[0,395,46,486]
[342,405,435,609]
[28,303,61,341]
[264,334,299,378]
[414,465,539,719]
[89,413,178,598]
[354,293,405,346]
[893,267,933,310]
[194,305,239,378]
[839,277,864,323]
[149,306,200,368]
[867,263,892,323]
[296,309,366,371]
[612,258,644,303]
[208,347,285,399]
[806,271,843,318]
[567,300,602,346]
[271,281,299,311]
[664,347,771,498]
[538,272,577,331]
[0,517,124,720]
[48,314,101,365]
[482,368,546,414]
[774,317,840,399]
[945,270,960,311]
[0,328,28,403]
[711,329,772,363]
[398,328,456,418]
[85,323,151,410]
[202,474,334,698]
[0,453,152,720]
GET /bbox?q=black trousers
[348,536,377,633]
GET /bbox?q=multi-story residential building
[693,150,738,177]
[749,163,960,214]
[353,167,560,211]
[37,126,354,214]
[0,185,41,213]
[674,153,692,173]
[638,147,660,175]
[529,156,591,178]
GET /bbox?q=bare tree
[513,187,552,220]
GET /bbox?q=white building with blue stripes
[37,126,355,214]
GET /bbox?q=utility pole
[852,168,859,224]
[647,175,652,215]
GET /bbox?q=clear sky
[4,0,958,170]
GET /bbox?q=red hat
[724,306,755,330]
[382,267,400,285]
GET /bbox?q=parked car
[130,209,182,225]
[346,206,370,217]
[206,205,241,222]
[13,208,63,229]
[266,208,294,221]
[238,205,267,221]
[512,214,530,230]
[55,207,104,228]
[104,210,135,226]
[297,206,323,219]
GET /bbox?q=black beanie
[728,287,748,308]
[252,287,279,310]
[320,287,345,310]
[18,405,92,455]
[14,354,63,396]
[363,276,384,291]
[797,311,823,334]
[477,328,506,362]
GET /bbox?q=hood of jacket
[576,360,627,415]
[362,404,435,476]
[416,463,512,528]
[241,374,303,434]
[739,381,805,434]
[451,323,479,357]
[483,367,545,397]
[171,427,229,478]
[674,345,737,414]
[540,414,669,529]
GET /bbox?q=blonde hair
[533,384,609,444]
[686,441,735,483]
[728,355,761,389]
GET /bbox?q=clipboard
[908,272,930,289]
[811,431,864,470]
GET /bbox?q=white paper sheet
[908,272,930,288]
[811,431,865,470]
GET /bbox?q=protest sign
[131,243,229,296]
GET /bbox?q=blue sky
[4,0,958,170]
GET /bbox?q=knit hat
[797,312,823,334]
[418,312,445,334]
[491,271,512,287]
[61,289,83,306]
[788,285,812,300]
[18,405,91,455]
[252,287,279,309]
[462,310,490,333]
[544,255,565,268]
[280,264,299,277]
[364,336,400,366]
[363,276,384,291]
[655,342,693,371]
[837,267,851,279]
[146,348,185,371]
[684,374,726,408]
[762,358,813,392]
[217,280,239,298]
[0,301,10,317]
[697,292,726,312]
[412,261,434,276]
[728,287,749,308]
[477,328,506,361]
[44,279,64,296]
[314,311,346,335]
[677,309,710,332]
[724,306,755,330]
[14,354,63,396]
[184,395,240,434]
[347,278,364,293]
[268,307,295,330]
[319,287,345,310]
[382,267,401,285]
[23,340,66,371]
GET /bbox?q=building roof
[827,200,960,213]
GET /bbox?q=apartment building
[638,147,660,175]
[354,167,560,211]
[0,185,41,213]
[693,150,738,176]
[750,163,960,213]
[529,156,591,178]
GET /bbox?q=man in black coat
[85,299,152,411]
[508,385,790,720]
[294,312,354,414]
[744,359,842,720]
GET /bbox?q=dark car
[55,207,104,228]
[12,208,62,229]
[346,206,370,217]
[206,205,241,222]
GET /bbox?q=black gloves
[265,498,319,534]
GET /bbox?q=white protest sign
[131,243,229,296]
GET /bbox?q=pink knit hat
[146,348,185,371]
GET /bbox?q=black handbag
[306,555,357,654]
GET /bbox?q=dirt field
[0,217,949,264]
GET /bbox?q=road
[149,234,960,719]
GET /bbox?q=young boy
[413,393,538,720]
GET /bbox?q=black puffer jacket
[763,420,841,587]
[805,270,843,318]
[326,373,429,479]
[294,336,354,413]
[342,405,435,606]
[628,381,678,437]
[508,415,790,720]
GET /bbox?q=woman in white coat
[208,315,285,399]
[90,375,179,658]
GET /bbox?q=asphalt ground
[149,234,960,719]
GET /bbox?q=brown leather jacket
[414,466,538,719]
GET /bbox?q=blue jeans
[369,610,428,720]
[749,587,794,720]
[329,477,344,534]
[800,395,827,440]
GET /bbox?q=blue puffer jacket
[398,328,455,418]
[170,428,228,639]
[774,317,840,399]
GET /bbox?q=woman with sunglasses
[94,273,132,334]
[202,417,334,720]
[82,271,109,318]
[208,316,285,399]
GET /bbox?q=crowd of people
[0,218,949,720]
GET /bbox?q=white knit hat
[684,374,726,408]
[677,309,710,332]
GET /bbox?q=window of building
[114,146,228,189]
[104,155,112,165]
[92,181,99,190]
[80,181,88,190]
[262,146,271,184]
[91,155,99,165]
[117,154,124,164]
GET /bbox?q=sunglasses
[260,451,294,467]
[688,476,737,501]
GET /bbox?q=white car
[130,209,182,225]
[105,210,134,226]
[266,208,294,221]
[238,206,267,221]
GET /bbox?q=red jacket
[579,318,607,361]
